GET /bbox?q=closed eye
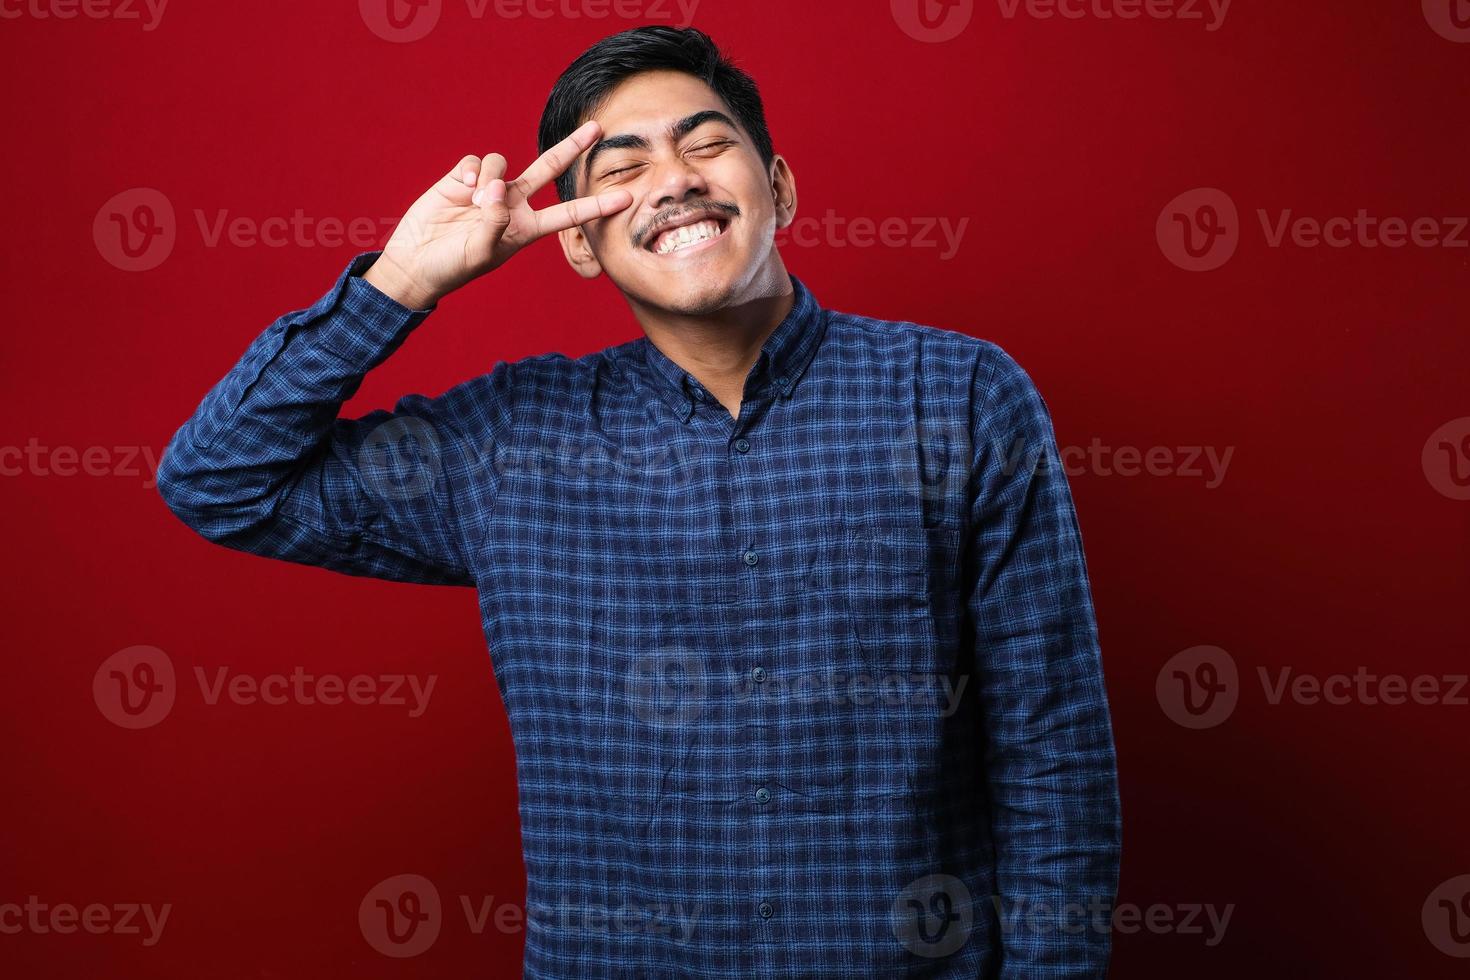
[690,140,734,154]
[600,140,735,181]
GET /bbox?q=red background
[2,1,1467,976]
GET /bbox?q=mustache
[634,202,741,250]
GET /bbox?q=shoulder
[821,305,1034,397]
[433,337,640,404]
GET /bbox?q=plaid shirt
[158,251,1121,978]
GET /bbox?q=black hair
[537,25,776,202]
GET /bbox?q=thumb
[468,177,513,267]
[473,177,511,232]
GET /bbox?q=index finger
[528,188,634,241]
[508,120,602,204]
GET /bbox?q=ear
[558,224,604,279]
[770,154,797,230]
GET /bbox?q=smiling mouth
[645,217,731,256]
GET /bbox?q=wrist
[361,255,438,311]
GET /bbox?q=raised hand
[363,121,632,309]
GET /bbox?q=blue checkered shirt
[158,251,1121,978]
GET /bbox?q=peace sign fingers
[526,188,635,242]
[506,120,604,206]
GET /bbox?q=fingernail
[473,188,484,206]
[464,170,476,186]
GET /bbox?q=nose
[649,152,710,211]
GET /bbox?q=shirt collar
[639,273,826,420]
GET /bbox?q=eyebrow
[581,109,740,187]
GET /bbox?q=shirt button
[758,901,774,920]
[742,550,759,567]
[755,787,771,804]
[751,666,766,683]
[734,438,751,454]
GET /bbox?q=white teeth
[653,219,724,255]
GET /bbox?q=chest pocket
[841,500,939,670]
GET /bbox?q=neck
[632,263,795,420]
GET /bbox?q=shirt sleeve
[965,343,1123,977]
[156,250,513,587]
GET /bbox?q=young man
[158,25,1121,978]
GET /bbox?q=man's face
[559,69,795,316]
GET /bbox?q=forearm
[156,251,436,551]
[981,613,1121,977]
[966,342,1122,976]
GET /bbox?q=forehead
[585,70,731,135]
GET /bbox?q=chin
[629,263,740,316]
[668,275,738,315]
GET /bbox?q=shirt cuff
[306,250,437,370]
